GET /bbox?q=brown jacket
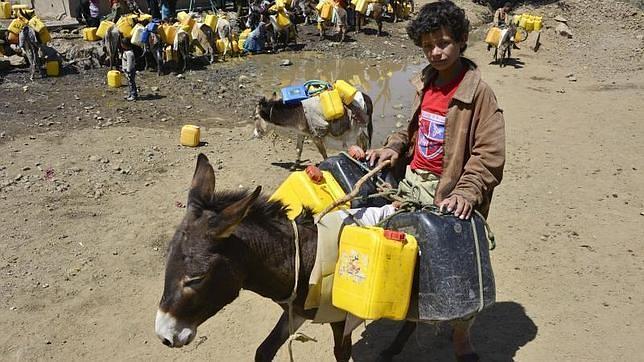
[384,58,505,218]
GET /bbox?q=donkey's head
[155,154,261,348]
[253,93,281,139]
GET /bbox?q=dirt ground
[1,0,643,361]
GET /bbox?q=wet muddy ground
[1,18,422,143]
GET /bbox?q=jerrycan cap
[384,230,406,242]
[305,165,324,183]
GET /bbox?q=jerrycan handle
[305,165,324,183]
[384,230,406,243]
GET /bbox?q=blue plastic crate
[281,85,308,105]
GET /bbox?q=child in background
[121,38,138,101]
[494,1,512,27]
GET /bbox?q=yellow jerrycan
[28,17,51,43]
[8,18,26,35]
[138,13,152,22]
[269,166,348,219]
[332,226,418,320]
[46,60,60,77]
[204,14,218,30]
[216,39,227,53]
[524,16,534,32]
[96,20,114,38]
[533,16,543,31]
[276,10,291,28]
[160,24,177,44]
[116,16,134,38]
[355,0,368,14]
[177,11,196,30]
[107,70,122,88]
[518,13,528,29]
[320,2,333,21]
[0,2,11,19]
[83,27,99,41]
[180,125,201,147]
[319,89,345,121]
[485,26,502,47]
[334,80,358,105]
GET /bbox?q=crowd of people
[75,0,179,27]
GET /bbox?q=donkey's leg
[378,321,417,361]
[156,48,163,76]
[291,134,305,170]
[355,14,361,33]
[452,318,477,359]
[255,311,306,362]
[330,321,352,362]
[312,137,328,160]
[28,53,36,81]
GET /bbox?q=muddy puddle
[248,52,424,145]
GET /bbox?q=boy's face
[504,5,511,12]
[421,27,464,72]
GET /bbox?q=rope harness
[273,220,316,362]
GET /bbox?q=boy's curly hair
[406,0,470,52]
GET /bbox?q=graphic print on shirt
[417,110,446,160]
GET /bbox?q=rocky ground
[1,0,643,361]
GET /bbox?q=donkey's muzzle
[155,309,196,348]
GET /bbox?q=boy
[121,38,138,101]
[493,1,512,27]
[364,1,505,359]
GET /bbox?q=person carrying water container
[349,1,505,360]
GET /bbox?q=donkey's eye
[183,275,205,288]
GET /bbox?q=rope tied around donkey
[273,220,317,362]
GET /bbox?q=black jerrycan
[318,152,393,208]
[381,209,496,321]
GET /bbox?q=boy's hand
[366,147,399,168]
[347,145,366,160]
[438,195,472,220]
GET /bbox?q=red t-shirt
[410,69,466,175]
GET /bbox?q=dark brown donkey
[155,153,352,361]
[155,154,477,360]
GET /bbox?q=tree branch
[315,159,391,223]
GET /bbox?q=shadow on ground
[352,301,537,361]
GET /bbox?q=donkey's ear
[189,153,216,207]
[209,186,262,239]
[270,91,278,100]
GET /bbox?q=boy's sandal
[456,352,480,362]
